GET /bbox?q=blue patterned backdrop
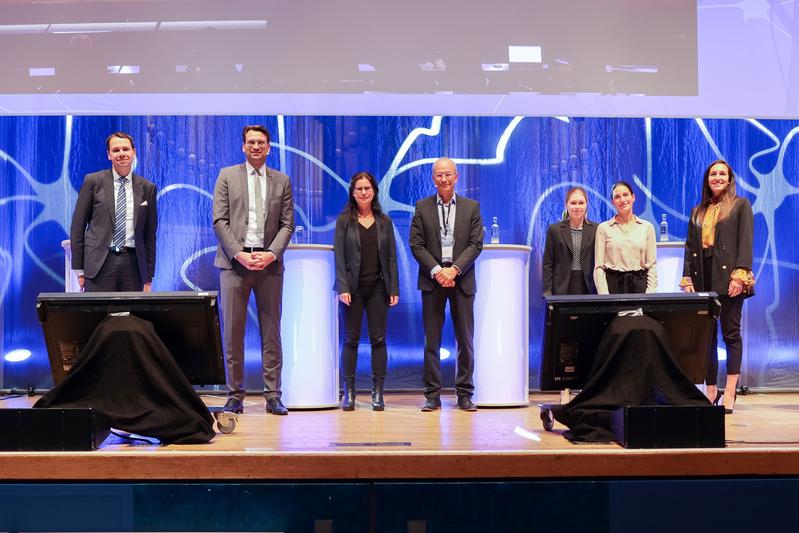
[1,115,798,390]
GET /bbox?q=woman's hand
[338,292,352,305]
[728,278,744,297]
[390,295,399,306]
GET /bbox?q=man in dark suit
[409,157,483,411]
[70,132,157,292]
[213,125,294,416]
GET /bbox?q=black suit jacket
[334,211,400,296]
[542,219,598,295]
[70,169,158,282]
[683,196,754,297]
[409,194,483,295]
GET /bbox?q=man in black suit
[213,125,294,416]
[409,157,483,411]
[70,132,157,292]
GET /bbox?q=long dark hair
[694,160,738,224]
[345,171,384,219]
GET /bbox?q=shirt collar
[436,193,457,206]
[246,162,267,177]
[609,215,641,226]
[112,168,131,181]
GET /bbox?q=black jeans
[340,281,389,382]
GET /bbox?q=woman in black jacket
[681,160,754,413]
[334,171,399,411]
[542,186,597,295]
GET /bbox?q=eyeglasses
[435,172,455,179]
[354,186,373,193]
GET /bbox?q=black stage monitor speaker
[611,405,725,449]
[36,291,225,386]
[0,408,111,451]
[540,293,721,390]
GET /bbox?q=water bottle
[490,216,500,244]
[659,214,668,242]
[294,225,305,244]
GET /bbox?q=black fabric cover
[551,315,710,443]
[35,314,215,444]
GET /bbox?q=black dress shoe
[421,398,441,412]
[540,406,554,431]
[457,397,477,411]
[223,398,244,414]
[266,397,288,415]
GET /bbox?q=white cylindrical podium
[280,244,339,409]
[473,244,532,407]
[656,241,685,293]
[61,240,80,293]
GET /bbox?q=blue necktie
[113,176,127,248]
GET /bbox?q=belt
[242,247,265,253]
[442,261,453,268]
[109,246,134,253]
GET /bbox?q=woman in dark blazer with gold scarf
[681,160,754,414]
[334,171,399,411]
[542,186,597,295]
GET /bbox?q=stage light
[508,45,542,64]
[4,349,32,363]
[440,347,451,360]
[29,67,55,77]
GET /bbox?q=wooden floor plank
[1,392,797,481]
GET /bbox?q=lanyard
[439,201,452,236]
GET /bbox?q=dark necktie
[112,176,127,248]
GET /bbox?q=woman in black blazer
[334,171,399,411]
[681,160,754,413]
[542,186,597,295]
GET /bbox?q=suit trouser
[340,280,389,382]
[421,284,475,399]
[220,262,284,400]
[84,249,143,292]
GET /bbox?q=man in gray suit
[70,132,157,292]
[213,125,294,415]
[409,158,483,412]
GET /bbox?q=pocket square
[140,201,148,206]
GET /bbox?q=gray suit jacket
[69,169,158,282]
[212,163,294,273]
[409,194,483,295]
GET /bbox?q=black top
[358,223,381,288]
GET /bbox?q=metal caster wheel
[209,407,239,434]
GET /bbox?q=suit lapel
[103,170,115,225]
[558,222,574,254]
[237,164,249,215]
[428,198,441,248]
[373,216,383,251]
[131,173,143,229]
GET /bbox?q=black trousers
[84,249,143,292]
[421,284,475,399]
[702,254,744,385]
[340,281,389,382]
[605,269,647,294]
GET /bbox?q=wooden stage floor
[2,391,799,481]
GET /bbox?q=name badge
[441,233,454,264]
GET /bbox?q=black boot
[341,379,356,411]
[371,378,385,411]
